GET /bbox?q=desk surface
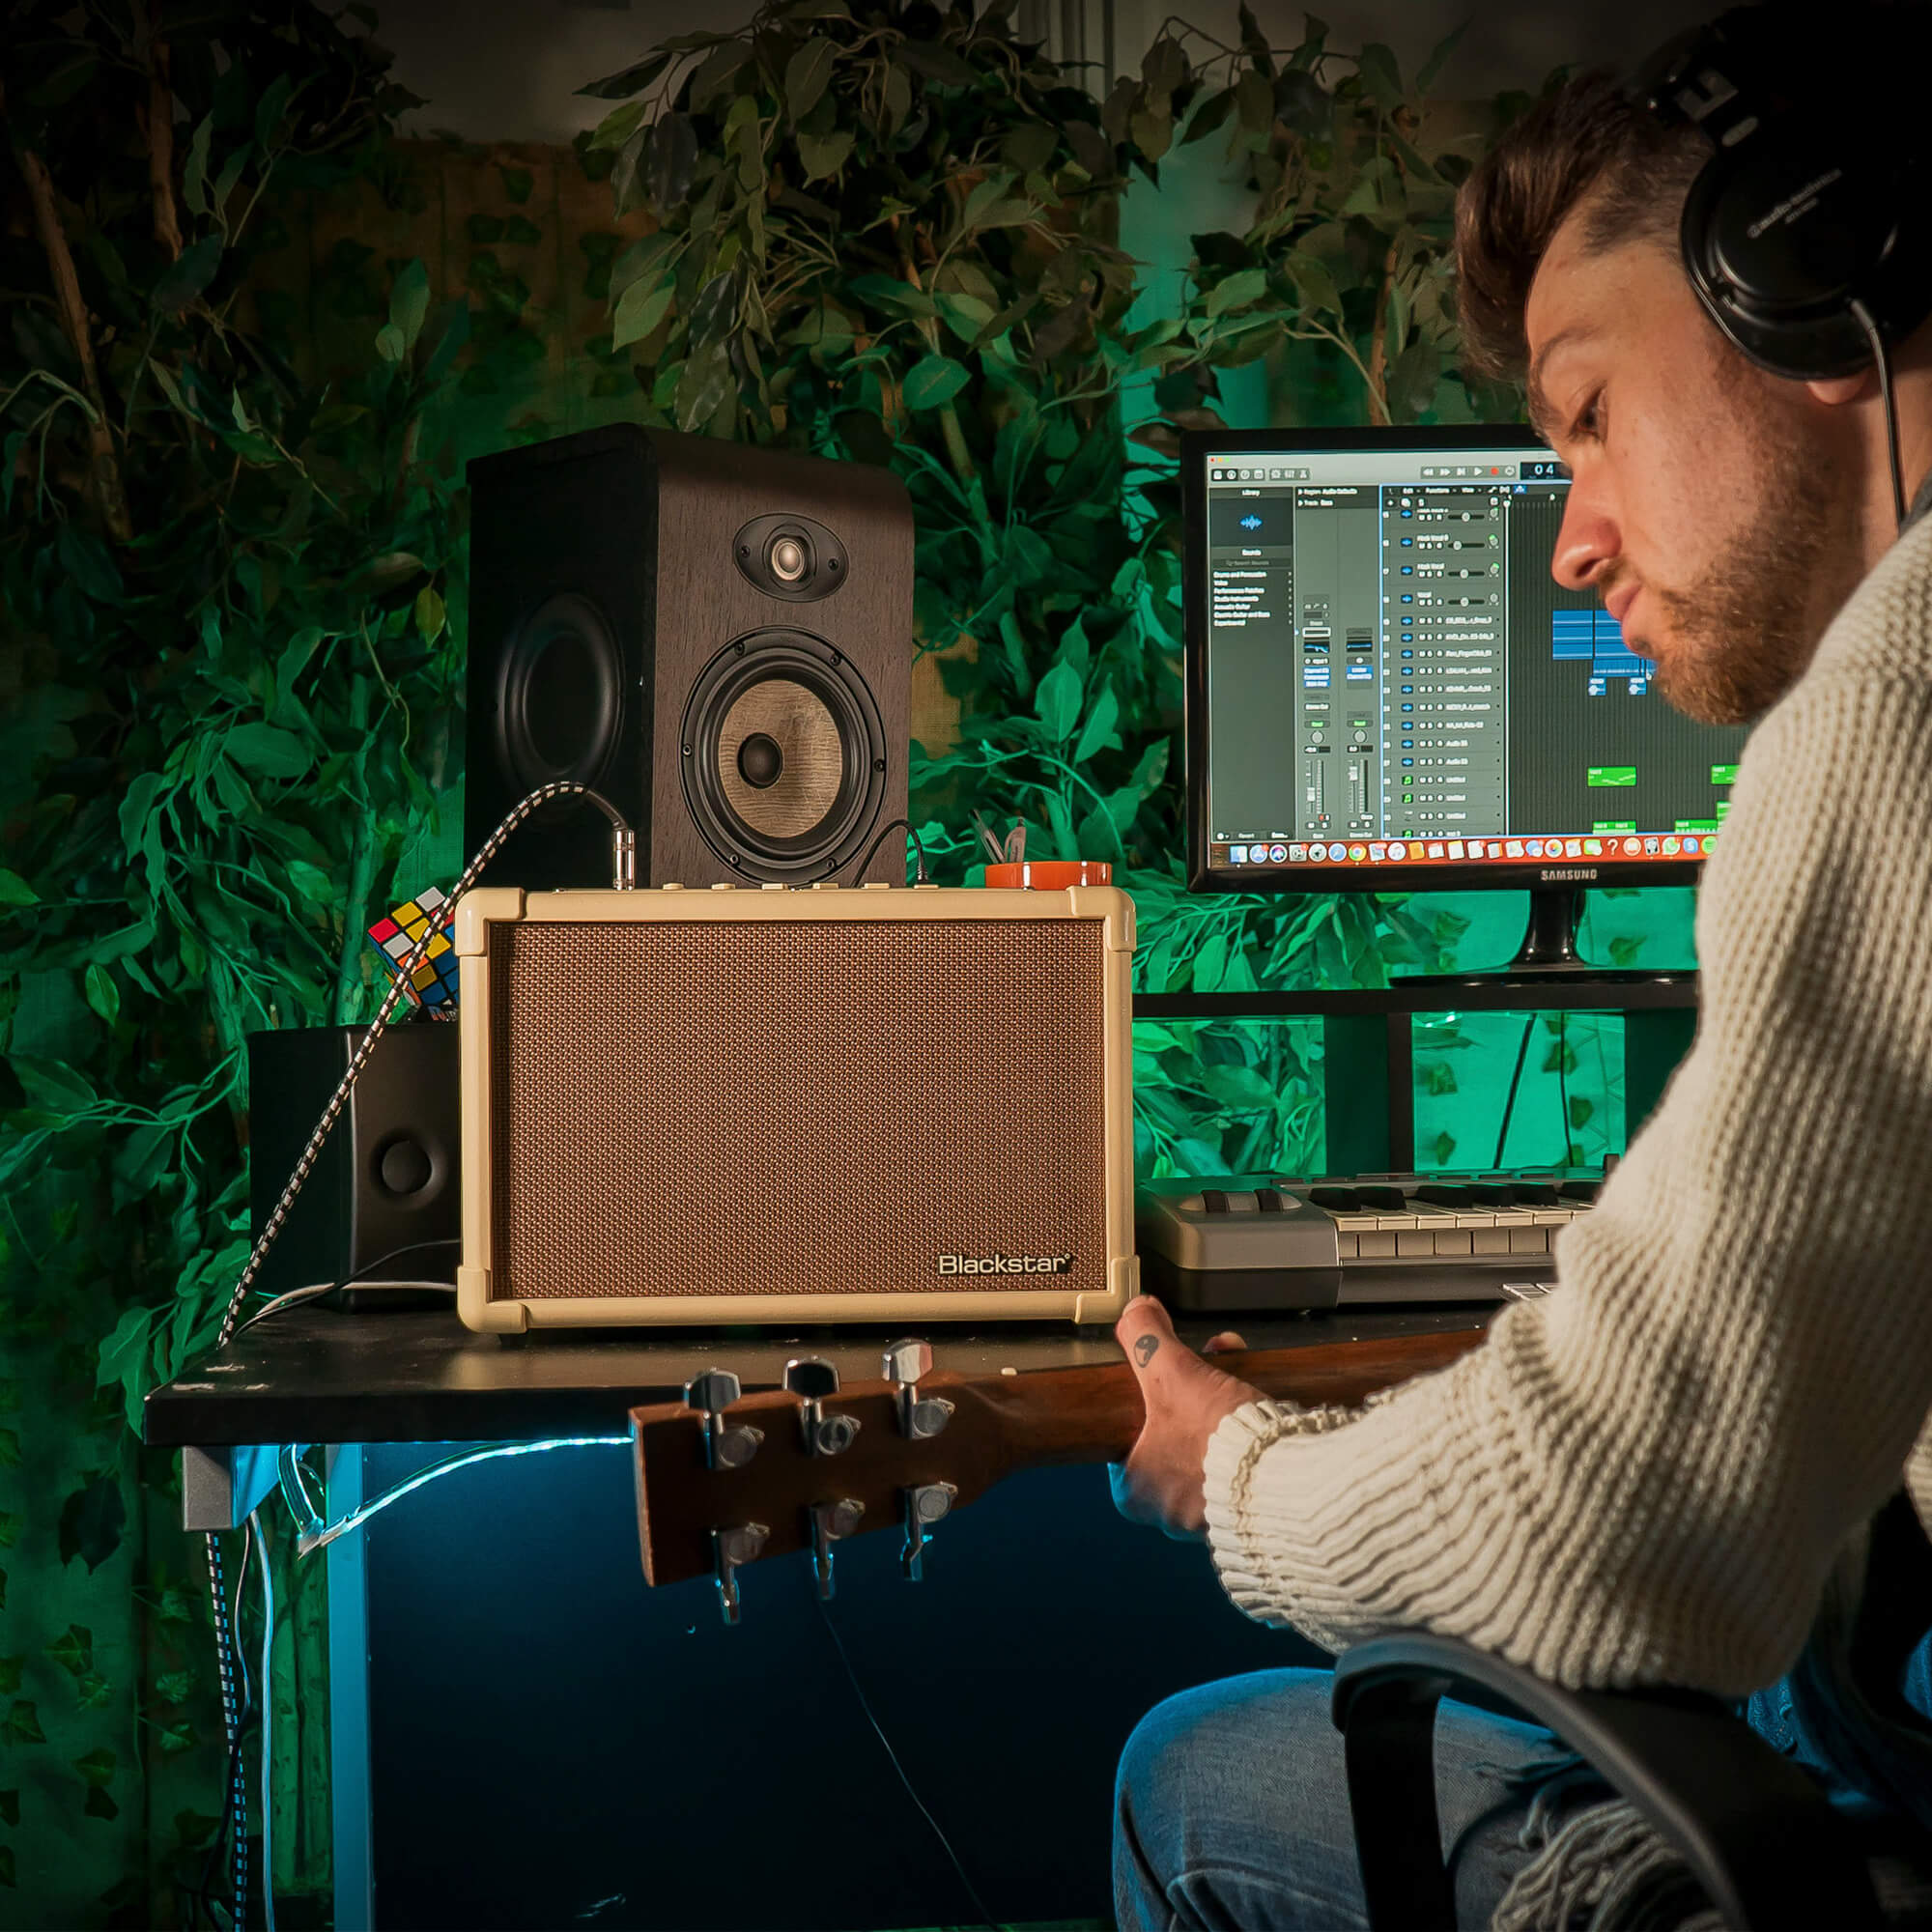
[142,1303,1492,1446]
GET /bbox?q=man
[1111,16,1932,1928]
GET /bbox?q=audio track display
[1200,449,1749,874]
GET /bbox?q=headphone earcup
[1679,132,1911,379]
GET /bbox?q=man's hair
[1454,72,1709,385]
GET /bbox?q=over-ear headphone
[1632,5,1932,382]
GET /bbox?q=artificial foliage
[0,0,1666,1918]
[574,0,1526,1179]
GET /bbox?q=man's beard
[1634,436,1862,726]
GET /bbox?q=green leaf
[577,50,673,99]
[82,963,119,1027]
[1205,268,1267,316]
[224,723,309,780]
[183,115,213,216]
[84,1785,119,1821]
[0,1790,15,1827]
[1071,681,1122,763]
[611,275,675,350]
[0,870,37,906]
[2,1702,43,1747]
[254,72,294,148]
[1416,20,1469,96]
[0,1845,13,1888]
[72,1747,114,1789]
[46,1626,93,1679]
[58,1475,125,1575]
[901,354,969,411]
[152,235,223,315]
[1034,660,1083,743]
[155,1669,197,1704]
[0,1516,16,1551]
[1355,42,1404,109]
[797,128,855,181]
[784,38,837,121]
[498,164,535,201]
[1568,1094,1596,1128]
[414,585,446,642]
[0,1661,19,1696]
[386,258,431,358]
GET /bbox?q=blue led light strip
[286,1436,630,1557]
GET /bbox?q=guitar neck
[959,1325,1490,1478]
[629,1322,1493,1592]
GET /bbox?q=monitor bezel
[1182,423,1711,896]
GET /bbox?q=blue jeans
[1113,1666,1590,1931]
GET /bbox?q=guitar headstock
[631,1341,1009,1622]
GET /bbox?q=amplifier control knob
[862,882,892,891]
[810,881,840,891]
[710,883,733,891]
[661,882,685,892]
[760,882,785,891]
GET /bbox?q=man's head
[1455,53,1928,724]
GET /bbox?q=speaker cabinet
[466,426,912,891]
[246,1023,460,1299]
[454,885,1139,1331]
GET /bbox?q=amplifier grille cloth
[486,919,1108,1300]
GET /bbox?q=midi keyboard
[1135,1173,1601,1313]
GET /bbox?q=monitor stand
[1400,885,1690,990]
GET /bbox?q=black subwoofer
[466,426,912,889]
[246,1023,460,1303]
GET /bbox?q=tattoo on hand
[1135,1334,1159,1367]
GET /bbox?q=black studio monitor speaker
[465,426,914,891]
[246,1024,460,1304]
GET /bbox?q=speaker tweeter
[734,514,848,602]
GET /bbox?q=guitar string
[810,1581,1004,1932]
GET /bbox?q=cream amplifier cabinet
[454,885,1137,1330]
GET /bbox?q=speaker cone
[681,631,888,881]
[496,592,624,813]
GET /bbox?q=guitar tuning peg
[900,1482,957,1582]
[883,1336,953,1440]
[808,1497,865,1600]
[684,1367,763,1470]
[710,1521,768,1626]
[784,1356,860,1457]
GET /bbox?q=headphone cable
[1851,297,1908,533]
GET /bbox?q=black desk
[142,1302,1490,1450]
[146,1305,1492,1931]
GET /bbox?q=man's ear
[1807,369,1877,407]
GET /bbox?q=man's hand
[1110,1297,1262,1540]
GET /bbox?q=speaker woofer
[680,631,887,881]
[496,591,624,814]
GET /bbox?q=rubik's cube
[367,884,459,1011]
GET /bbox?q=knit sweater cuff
[1203,1397,1356,1628]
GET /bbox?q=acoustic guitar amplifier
[453,885,1137,1331]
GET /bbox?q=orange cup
[982,860,1114,889]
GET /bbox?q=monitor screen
[1182,427,1749,892]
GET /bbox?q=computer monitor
[1182,427,1749,914]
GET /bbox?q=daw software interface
[1198,440,1750,876]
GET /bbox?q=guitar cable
[195,780,634,1930]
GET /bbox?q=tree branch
[5,81,135,540]
[140,2,185,263]
[1364,235,1398,427]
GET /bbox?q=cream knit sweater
[1204,508,1932,1695]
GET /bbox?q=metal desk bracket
[181,1442,287,1530]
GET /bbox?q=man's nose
[1550,478,1620,592]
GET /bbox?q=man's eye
[1568,393,1604,440]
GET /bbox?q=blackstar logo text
[938,1253,1073,1275]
